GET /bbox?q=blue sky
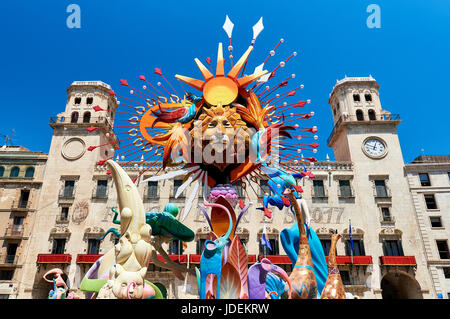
[0,0,449,163]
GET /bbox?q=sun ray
[227,45,253,80]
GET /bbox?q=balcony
[76,254,103,264]
[92,188,108,199]
[188,254,257,264]
[0,254,20,267]
[11,200,32,211]
[327,114,401,146]
[379,256,416,266]
[325,255,373,265]
[36,254,72,264]
[257,255,291,264]
[338,186,355,198]
[373,187,392,199]
[149,254,188,264]
[58,186,76,200]
[3,225,26,239]
[143,188,159,200]
[380,215,396,224]
[49,115,113,128]
[311,186,328,199]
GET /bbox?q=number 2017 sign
[310,207,346,224]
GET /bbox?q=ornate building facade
[0,77,447,299]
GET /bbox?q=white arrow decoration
[223,15,234,39]
[252,17,264,44]
[254,63,270,84]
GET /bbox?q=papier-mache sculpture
[84,15,336,300]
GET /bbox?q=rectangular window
[320,239,332,256]
[383,240,404,256]
[374,180,388,197]
[430,217,443,228]
[173,180,183,197]
[196,238,207,255]
[87,239,100,255]
[381,207,392,222]
[424,194,438,209]
[419,173,431,186]
[340,270,351,285]
[345,240,366,256]
[436,240,450,259]
[338,180,352,197]
[96,180,107,198]
[6,244,18,263]
[52,239,66,254]
[443,267,450,279]
[19,190,30,208]
[12,216,24,233]
[0,270,14,281]
[313,180,325,197]
[60,207,69,221]
[63,180,75,198]
[147,181,158,198]
[259,238,279,255]
[169,239,184,255]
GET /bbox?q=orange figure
[283,189,317,299]
[321,233,346,299]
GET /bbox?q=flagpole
[349,218,353,265]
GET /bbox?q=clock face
[363,138,387,158]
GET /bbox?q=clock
[362,137,387,159]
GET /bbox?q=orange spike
[227,46,254,80]
[194,58,214,81]
[174,74,205,91]
[236,70,268,88]
[216,43,225,76]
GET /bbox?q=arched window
[83,112,91,123]
[353,94,361,102]
[356,109,364,121]
[86,97,93,105]
[368,109,376,120]
[25,167,34,178]
[10,167,19,178]
[74,97,82,105]
[0,166,4,177]
[365,94,372,102]
[71,112,79,123]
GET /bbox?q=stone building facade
[0,77,447,299]
[405,155,450,298]
[0,146,47,298]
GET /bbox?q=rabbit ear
[115,264,124,277]
[139,267,147,279]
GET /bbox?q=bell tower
[327,76,400,162]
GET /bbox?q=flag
[261,224,272,253]
[182,241,188,250]
[349,219,354,264]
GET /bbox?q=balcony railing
[380,215,396,223]
[92,187,108,199]
[311,186,328,198]
[76,254,103,264]
[327,114,400,145]
[0,254,20,266]
[11,200,32,210]
[58,185,77,199]
[338,186,355,198]
[36,254,72,264]
[4,225,25,238]
[49,115,113,127]
[143,187,159,200]
[379,256,416,266]
[373,187,392,198]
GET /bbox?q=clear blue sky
[0,0,449,163]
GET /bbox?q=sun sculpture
[83,15,346,299]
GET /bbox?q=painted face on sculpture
[112,264,146,299]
